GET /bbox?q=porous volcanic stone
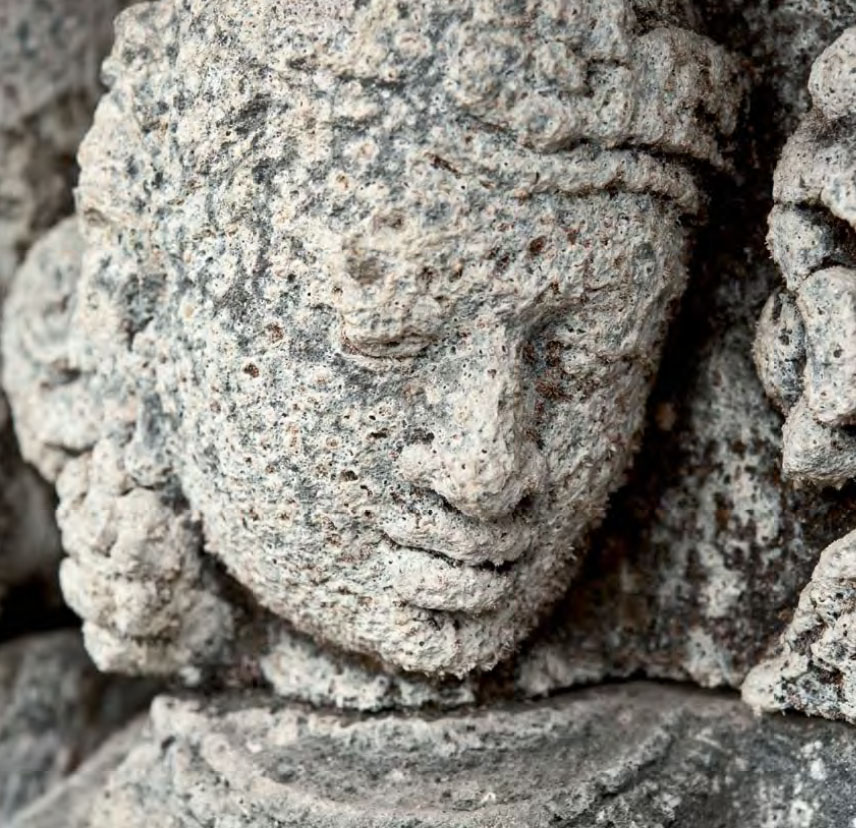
[0,0,131,627]
[2,0,742,681]
[499,0,856,698]
[745,27,856,722]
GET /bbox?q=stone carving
[745,26,856,721]
[0,0,134,622]
[0,5,154,822]
[31,682,855,828]
[1,0,742,685]
[11,0,856,825]
[494,0,856,696]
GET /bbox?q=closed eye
[338,327,432,363]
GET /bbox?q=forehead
[163,2,698,338]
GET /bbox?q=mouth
[379,526,529,615]
[378,509,534,568]
[380,532,517,574]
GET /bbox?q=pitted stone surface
[477,0,856,697]
[79,683,856,828]
[746,27,856,722]
[0,631,152,823]
[2,0,742,680]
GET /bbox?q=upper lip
[378,507,533,568]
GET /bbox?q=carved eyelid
[339,327,433,361]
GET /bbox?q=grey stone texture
[0,0,132,623]
[9,719,147,828]
[9,0,856,823]
[0,630,152,824]
[1,0,744,683]
[496,0,856,699]
[0,0,129,290]
[72,682,856,827]
[8,0,856,719]
[743,26,856,723]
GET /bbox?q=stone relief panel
[10,0,856,823]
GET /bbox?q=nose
[398,330,547,521]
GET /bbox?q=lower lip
[383,536,514,615]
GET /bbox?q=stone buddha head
[4,0,742,678]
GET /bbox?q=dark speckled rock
[0,631,153,824]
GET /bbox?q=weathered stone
[492,0,856,698]
[79,682,856,828]
[9,719,147,828]
[0,0,129,290]
[0,631,152,823]
[744,528,856,722]
[0,0,131,626]
[704,0,856,134]
[2,0,743,682]
[745,26,856,722]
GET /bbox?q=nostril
[511,494,535,520]
[436,492,463,516]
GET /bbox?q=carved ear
[76,2,174,360]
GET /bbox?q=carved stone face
[67,0,739,675]
[168,190,686,673]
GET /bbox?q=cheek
[532,364,650,491]
[278,359,421,505]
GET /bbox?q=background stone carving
[0,3,156,820]
[8,1,856,824]
[740,27,856,722]
[0,0,135,624]
[0,631,151,824]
